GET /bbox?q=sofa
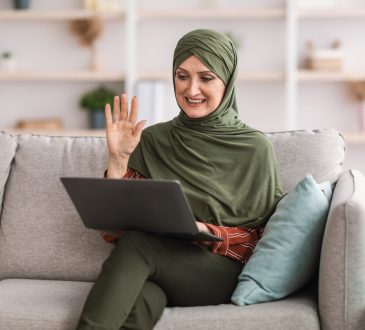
[0,128,364,330]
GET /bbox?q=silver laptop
[60,177,223,242]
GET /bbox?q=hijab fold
[129,29,282,228]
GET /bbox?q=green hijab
[129,29,282,228]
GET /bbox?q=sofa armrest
[318,169,365,330]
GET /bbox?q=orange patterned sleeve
[205,223,264,264]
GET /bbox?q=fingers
[117,93,141,125]
[113,96,120,122]
[120,93,128,121]
[128,96,138,123]
[105,103,112,128]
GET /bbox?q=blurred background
[0,0,364,172]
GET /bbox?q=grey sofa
[0,129,364,330]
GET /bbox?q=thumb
[135,120,147,135]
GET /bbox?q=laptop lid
[60,177,223,242]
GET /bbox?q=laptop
[60,177,223,242]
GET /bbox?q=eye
[176,73,188,81]
[201,75,214,82]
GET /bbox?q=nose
[187,78,200,96]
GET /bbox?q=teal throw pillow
[231,175,332,306]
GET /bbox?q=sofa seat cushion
[0,279,91,330]
[157,288,320,330]
[0,278,320,330]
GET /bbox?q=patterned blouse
[101,168,263,264]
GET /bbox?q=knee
[141,281,167,312]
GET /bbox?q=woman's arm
[203,223,263,263]
[105,93,146,179]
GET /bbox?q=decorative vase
[13,0,31,10]
[90,44,102,71]
[200,0,219,9]
[0,54,17,71]
[89,110,106,129]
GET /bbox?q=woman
[77,29,282,330]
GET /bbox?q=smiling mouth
[185,97,206,105]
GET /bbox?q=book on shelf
[15,118,63,130]
[136,80,179,126]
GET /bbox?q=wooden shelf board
[138,8,285,20]
[237,72,284,82]
[299,8,365,19]
[0,10,125,21]
[138,71,171,81]
[138,71,284,82]
[0,70,124,82]
[298,70,365,82]
[3,128,106,137]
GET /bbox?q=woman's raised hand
[105,93,146,178]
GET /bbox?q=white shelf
[0,70,124,82]
[237,71,285,82]
[0,10,125,21]
[138,71,284,82]
[298,70,365,82]
[138,8,285,20]
[3,128,106,137]
[299,7,365,19]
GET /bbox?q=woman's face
[175,55,226,119]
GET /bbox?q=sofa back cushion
[267,129,345,193]
[0,129,345,281]
[0,134,113,281]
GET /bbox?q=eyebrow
[176,67,214,75]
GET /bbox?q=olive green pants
[77,231,242,330]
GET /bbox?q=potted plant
[13,0,31,9]
[69,17,103,71]
[0,51,17,71]
[80,86,117,129]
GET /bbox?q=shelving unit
[288,1,365,142]
[138,71,284,82]
[0,8,126,81]
[1,0,365,144]
[0,5,127,133]
[299,7,365,19]
[0,70,124,82]
[298,70,365,82]
[0,10,125,20]
[138,8,285,20]
[134,5,287,85]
